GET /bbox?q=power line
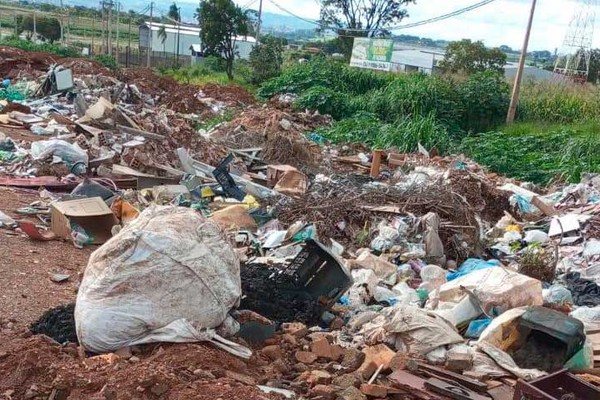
[266,0,497,34]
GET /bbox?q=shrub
[93,54,118,70]
[249,36,284,84]
[457,70,510,132]
[294,86,353,120]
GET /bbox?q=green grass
[461,121,600,184]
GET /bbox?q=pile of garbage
[0,47,600,400]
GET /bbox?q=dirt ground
[0,188,284,400]
[0,187,93,331]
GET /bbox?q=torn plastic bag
[346,251,397,283]
[419,265,446,292]
[447,258,501,281]
[30,139,88,166]
[75,206,250,358]
[570,306,600,330]
[543,284,573,306]
[421,212,445,263]
[382,305,463,355]
[71,177,115,200]
[345,269,379,307]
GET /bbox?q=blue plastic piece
[447,258,501,281]
[465,318,492,338]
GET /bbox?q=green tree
[17,15,62,43]
[158,25,167,53]
[439,39,507,75]
[249,35,284,83]
[168,2,181,22]
[319,0,415,59]
[197,0,250,80]
[587,49,600,83]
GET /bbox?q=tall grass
[518,80,600,124]
[462,121,600,184]
[318,112,451,154]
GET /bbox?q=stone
[193,369,216,379]
[294,363,309,372]
[360,384,387,398]
[295,351,318,364]
[357,344,395,375]
[311,337,331,359]
[337,386,367,400]
[329,317,345,330]
[298,370,332,386]
[341,348,366,371]
[129,356,141,363]
[311,337,344,361]
[114,346,132,360]
[225,371,256,386]
[389,352,408,372]
[150,383,169,396]
[445,346,474,372]
[360,361,378,381]
[311,384,337,399]
[281,322,308,338]
[332,373,361,388]
[271,359,290,374]
[262,345,283,361]
[281,333,297,346]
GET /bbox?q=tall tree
[158,25,167,54]
[439,39,507,75]
[17,15,62,43]
[197,0,249,80]
[168,2,181,22]
[319,0,415,58]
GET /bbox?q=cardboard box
[51,197,118,244]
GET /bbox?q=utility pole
[32,10,36,41]
[92,16,95,55]
[147,2,153,68]
[13,11,17,36]
[60,0,65,45]
[116,2,120,58]
[507,0,537,124]
[108,0,113,56]
[101,1,106,54]
[256,0,263,44]
[128,15,132,67]
[176,6,181,64]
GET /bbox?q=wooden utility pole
[116,2,120,58]
[108,0,113,56]
[60,0,65,44]
[32,10,36,41]
[92,16,96,54]
[256,0,263,44]
[507,0,537,124]
[13,11,17,36]
[147,2,153,68]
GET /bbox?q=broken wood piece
[114,106,141,129]
[370,150,383,178]
[415,362,488,392]
[118,125,165,140]
[531,196,556,216]
[111,164,154,177]
[19,220,58,241]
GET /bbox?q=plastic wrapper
[30,139,88,166]
[420,265,447,291]
[543,284,574,306]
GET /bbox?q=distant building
[139,22,256,59]
[389,46,559,81]
[390,48,445,74]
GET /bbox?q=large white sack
[75,206,247,356]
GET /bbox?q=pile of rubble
[0,47,600,400]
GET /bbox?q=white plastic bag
[30,139,88,166]
[75,206,250,358]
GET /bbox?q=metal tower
[554,0,597,81]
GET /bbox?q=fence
[91,45,191,69]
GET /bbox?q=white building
[139,22,256,59]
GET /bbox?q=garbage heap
[0,50,599,400]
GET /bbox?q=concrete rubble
[0,48,599,400]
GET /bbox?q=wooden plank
[424,378,489,400]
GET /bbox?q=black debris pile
[29,303,78,344]
[239,262,323,325]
